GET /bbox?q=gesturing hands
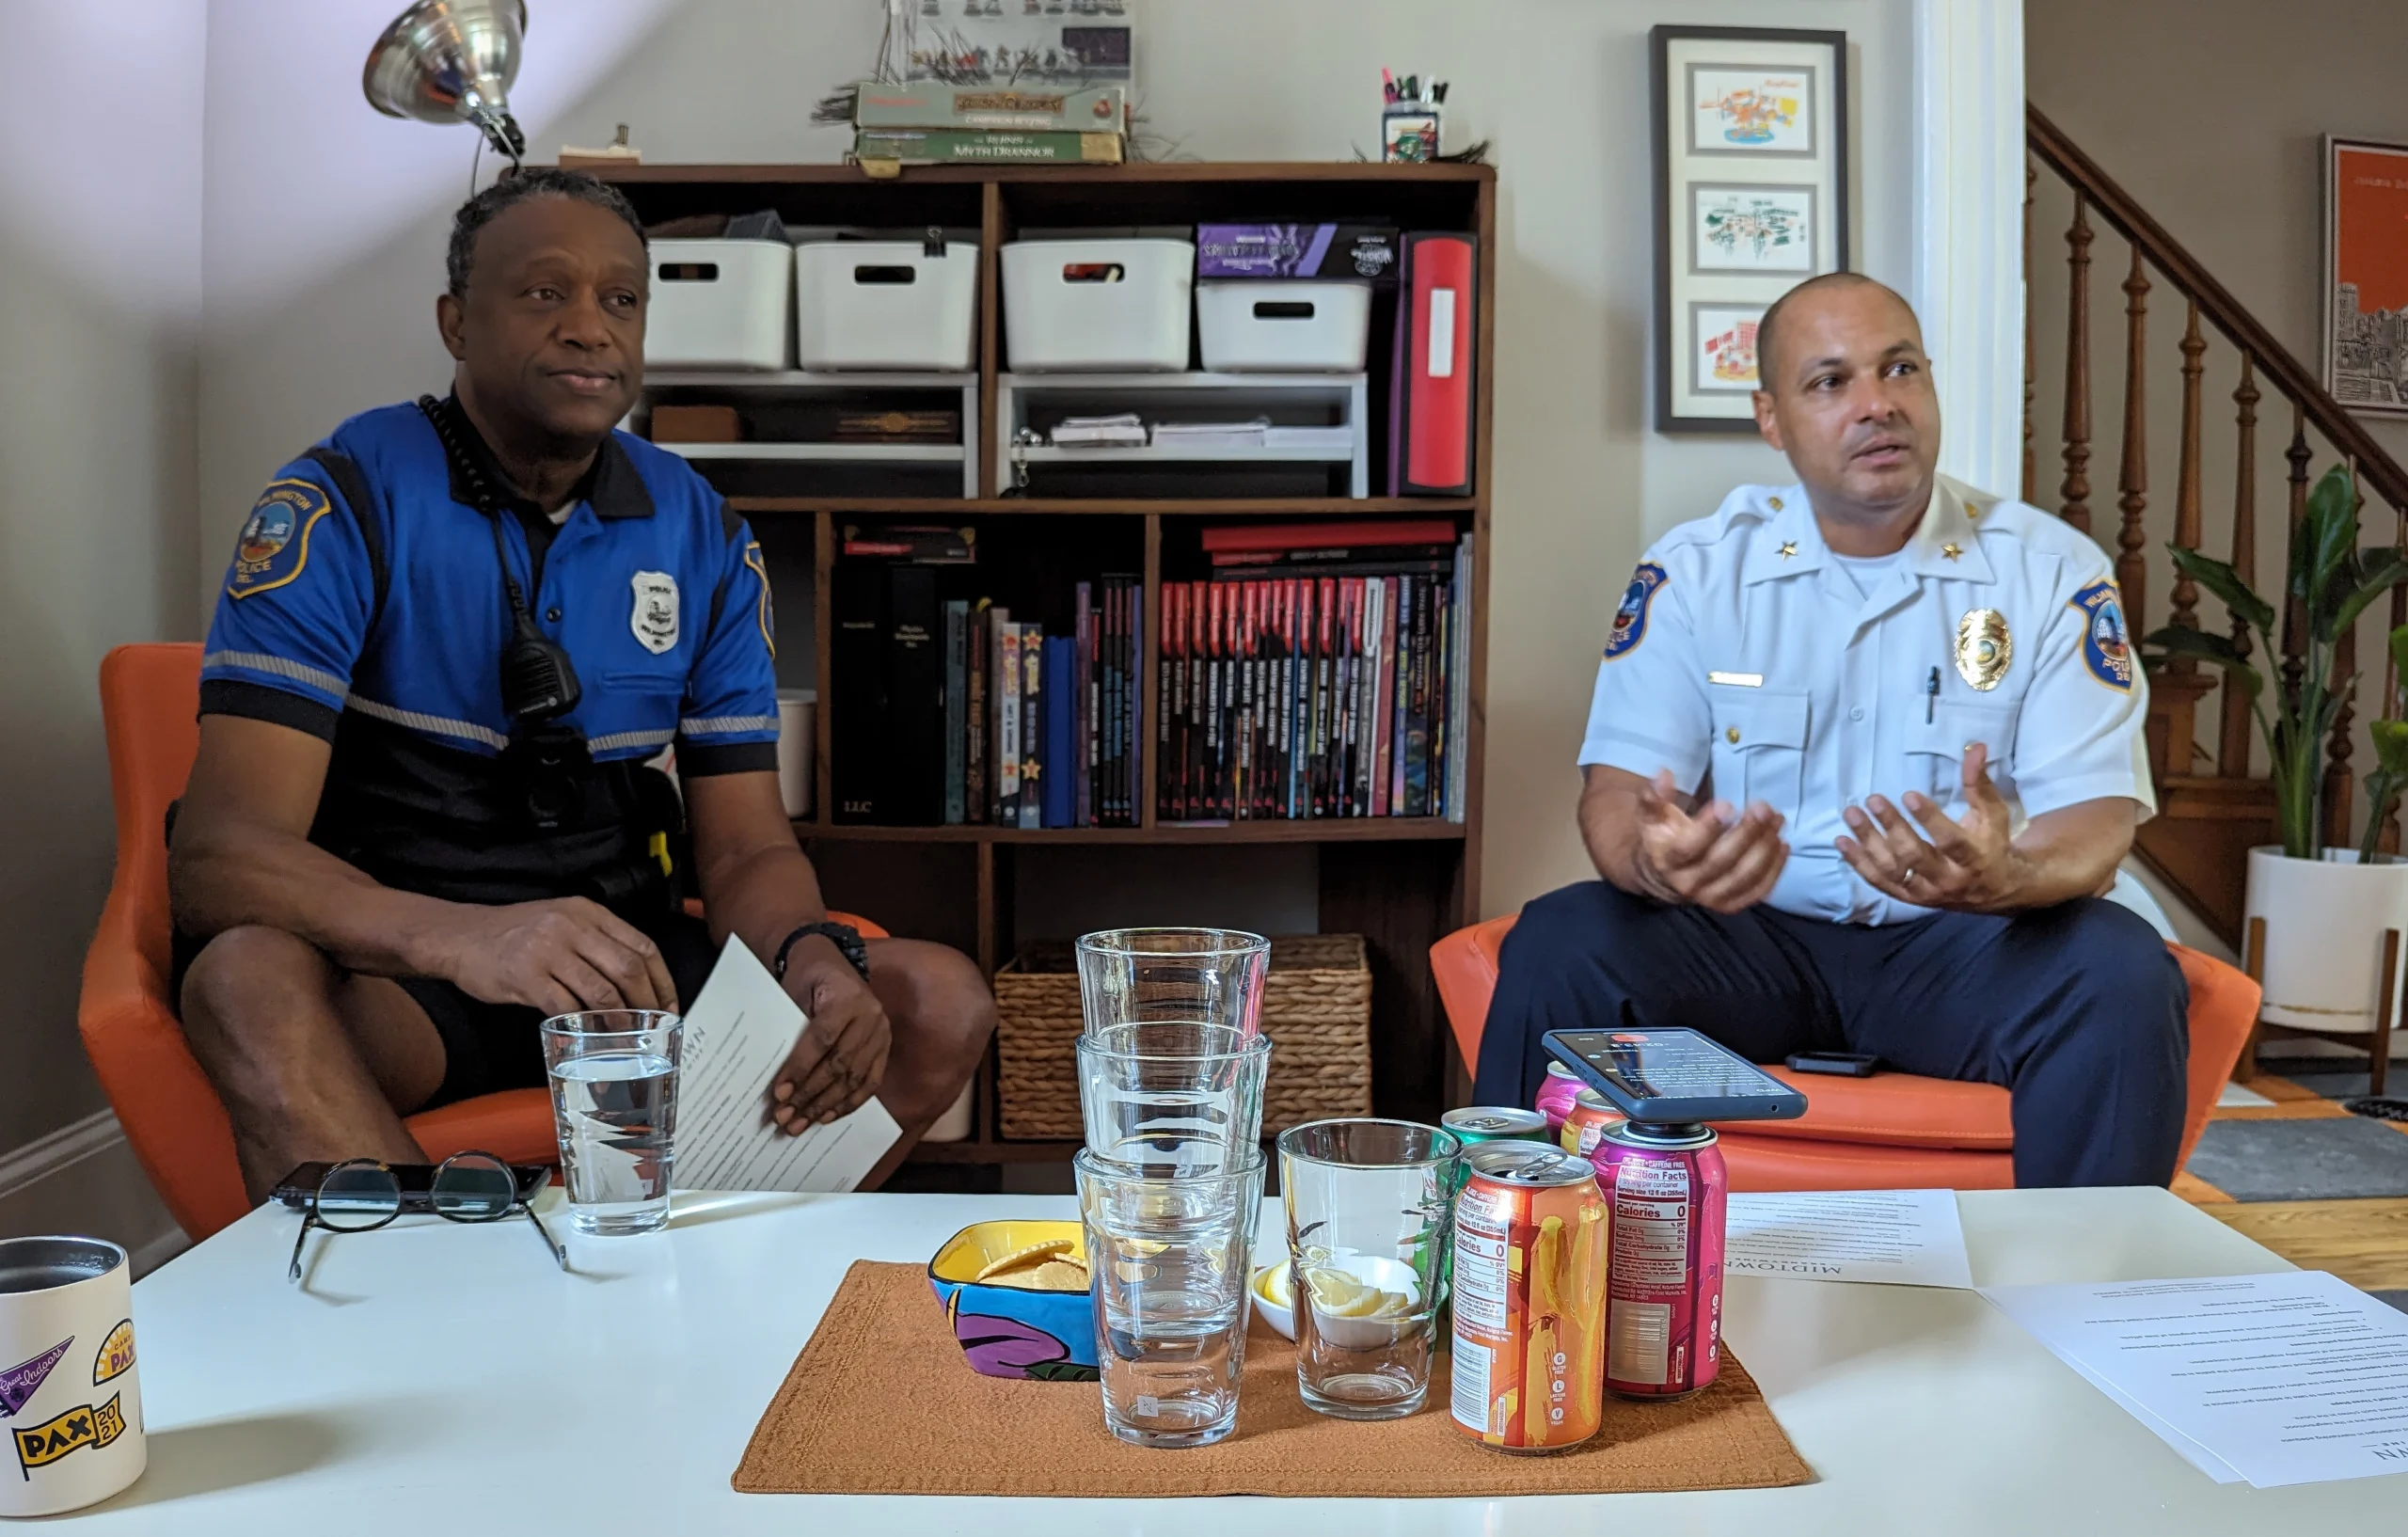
[1837,742,2024,911]
[440,897,679,1014]
[768,938,893,1135]
[1632,769,1790,913]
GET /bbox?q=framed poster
[1653,26,1849,432]
[2325,136,2408,417]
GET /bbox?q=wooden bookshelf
[594,161,1497,1164]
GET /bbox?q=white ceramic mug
[0,1237,144,1516]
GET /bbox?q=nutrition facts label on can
[1452,1200,1511,1334]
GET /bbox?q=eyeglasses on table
[287,1150,565,1283]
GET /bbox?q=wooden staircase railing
[2026,105,2408,945]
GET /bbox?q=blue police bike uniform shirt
[198,399,780,903]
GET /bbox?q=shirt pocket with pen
[1906,701,2017,806]
[1706,689,1810,813]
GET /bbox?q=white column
[1911,0,2026,500]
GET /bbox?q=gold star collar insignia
[1941,543,1963,562]
[1779,541,1798,559]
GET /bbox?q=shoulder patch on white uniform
[226,480,331,600]
[2069,579,2133,690]
[1604,563,1668,660]
[631,571,680,655]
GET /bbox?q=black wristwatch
[772,920,870,983]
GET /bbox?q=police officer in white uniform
[1474,273,2187,1188]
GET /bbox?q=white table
[78,1187,2406,1532]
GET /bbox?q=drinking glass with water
[542,1010,682,1236]
[1075,1147,1265,1450]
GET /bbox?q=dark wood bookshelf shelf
[798,819,1467,846]
[607,160,1494,1160]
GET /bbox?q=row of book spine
[1158,534,1472,823]
[943,578,1143,829]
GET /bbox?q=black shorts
[171,911,721,1112]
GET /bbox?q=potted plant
[2147,463,2408,1038]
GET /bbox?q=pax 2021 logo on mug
[0,1238,144,1516]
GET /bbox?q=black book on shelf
[887,565,945,826]
[831,563,890,824]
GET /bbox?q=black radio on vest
[417,395,594,832]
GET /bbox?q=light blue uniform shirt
[1579,477,2153,925]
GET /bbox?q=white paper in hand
[669,937,900,1194]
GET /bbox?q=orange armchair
[81,643,883,1241]
[1431,911,2259,1191]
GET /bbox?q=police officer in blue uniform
[1474,273,2188,1188]
[170,171,994,1200]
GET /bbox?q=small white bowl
[1250,1261,1296,1340]
[1256,1256,1422,1347]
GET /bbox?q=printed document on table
[1723,1188,1975,1289]
[669,938,900,1194]
[1981,1270,2408,1487]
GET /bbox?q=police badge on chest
[630,571,679,655]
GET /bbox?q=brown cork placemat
[733,1260,1813,1498]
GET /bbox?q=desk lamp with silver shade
[363,0,530,166]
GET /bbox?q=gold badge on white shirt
[1956,609,2011,690]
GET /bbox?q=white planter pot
[2242,846,2408,1032]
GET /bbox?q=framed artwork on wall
[2324,136,2408,418]
[1653,25,1849,432]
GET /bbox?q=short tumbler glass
[1077,1022,1271,1177]
[541,1009,682,1236]
[1277,1118,1462,1420]
[1074,927,1270,1038]
[1075,1147,1265,1450]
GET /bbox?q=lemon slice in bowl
[1304,1267,1369,1312]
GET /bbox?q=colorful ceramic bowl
[927,1219,1100,1382]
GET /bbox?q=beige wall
[198,0,1918,926]
[2027,0,2408,801]
[0,8,204,1154]
[2028,0,2408,467]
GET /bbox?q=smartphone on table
[270,1162,550,1212]
[1542,1027,1810,1124]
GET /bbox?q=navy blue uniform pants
[1471,881,2191,1188]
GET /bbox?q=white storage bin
[646,239,793,371]
[1003,238,1195,372]
[1196,281,1373,372]
[796,240,977,372]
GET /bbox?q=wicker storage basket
[994,934,1374,1141]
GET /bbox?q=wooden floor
[2206,1197,2408,1291]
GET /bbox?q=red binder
[1388,232,1477,496]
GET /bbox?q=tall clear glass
[542,1009,682,1236]
[1075,1147,1265,1450]
[1277,1118,1461,1420]
[1074,927,1270,1038]
[1077,1022,1271,1177]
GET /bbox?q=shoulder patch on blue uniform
[2069,579,2133,690]
[743,541,776,659]
[1604,563,1668,660]
[226,480,331,600]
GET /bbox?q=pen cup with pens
[1382,70,1447,163]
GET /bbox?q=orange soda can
[1450,1143,1611,1452]
[1558,1088,1626,1158]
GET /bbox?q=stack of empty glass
[1070,928,1271,1450]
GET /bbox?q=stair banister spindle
[2060,194,2094,534]
[2219,355,2258,777]
[2170,300,2206,635]
[2115,246,2151,627]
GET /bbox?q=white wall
[0,3,204,1256]
[198,0,1918,924]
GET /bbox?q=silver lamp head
[363,0,530,165]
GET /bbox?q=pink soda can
[1589,1119,1727,1400]
[1535,1060,1584,1134]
